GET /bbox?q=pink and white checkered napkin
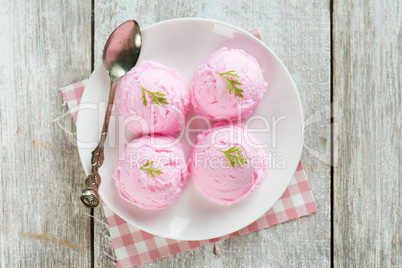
[59,30,317,268]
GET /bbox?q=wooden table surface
[0,0,400,267]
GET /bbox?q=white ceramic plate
[76,18,303,240]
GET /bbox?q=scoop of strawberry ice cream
[188,122,267,205]
[113,136,188,210]
[115,60,190,136]
[191,47,267,121]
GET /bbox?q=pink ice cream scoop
[113,136,188,210]
[115,60,190,136]
[188,122,267,205]
[191,47,268,121]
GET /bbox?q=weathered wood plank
[94,0,331,267]
[333,0,401,267]
[0,0,92,267]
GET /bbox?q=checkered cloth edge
[59,29,317,268]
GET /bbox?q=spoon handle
[80,80,118,208]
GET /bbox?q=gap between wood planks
[329,0,334,267]
[90,1,95,268]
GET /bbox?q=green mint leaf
[217,146,248,168]
[140,160,163,178]
[216,71,244,98]
[140,84,169,107]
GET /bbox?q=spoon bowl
[103,21,142,82]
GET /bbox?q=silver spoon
[80,20,142,208]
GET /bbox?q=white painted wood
[0,0,92,267]
[94,0,331,267]
[333,0,401,267]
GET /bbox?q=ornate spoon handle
[80,81,118,208]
